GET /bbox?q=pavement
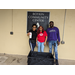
[0,53,75,65]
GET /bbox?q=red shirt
[37,31,47,42]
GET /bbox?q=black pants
[29,39,36,51]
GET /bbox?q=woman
[36,26,47,52]
[27,24,37,51]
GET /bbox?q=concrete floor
[0,53,27,65]
[0,53,75,65]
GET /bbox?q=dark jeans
[29,39,36,51]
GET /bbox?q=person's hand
[57,42,60,46]
[27,32,30,36]
[44,42,46,46]
[36,42,38,46]
[47,42,49,45]
[28,32,30,36]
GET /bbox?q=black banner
[27,11,50,33]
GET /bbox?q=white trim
[27,11,50,12]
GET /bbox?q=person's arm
[44,31,48,45]
[44,36,47,46]
[46,29,49,45]
[27,30,31,36]
[36,37,38,46]
[57,28,60,45]
[27,32,30,36]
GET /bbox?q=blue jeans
[29,40,36,51]
[37,41,44,52]
[49,41,58,60]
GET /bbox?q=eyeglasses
[33,27,36,28]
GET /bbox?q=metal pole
[61,9,67,44]
[10,9,13,35]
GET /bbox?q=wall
[0,9,75,60]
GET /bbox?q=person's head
[32,24,37,31]
[49,21,54,28]
[37,26,44,35]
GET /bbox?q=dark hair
[49,21,54,24]
[32,24,37,28]
[37,26,44,35]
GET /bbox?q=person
[36,26,47,52]
[46,21,60,65]
[27,24,37,51]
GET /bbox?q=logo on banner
[36,22,40,28]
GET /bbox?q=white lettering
[28,16,48,19]
[33,13,44,15]
[32,19,44,22]
[49,30,56,32]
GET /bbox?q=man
[46,21,60,65]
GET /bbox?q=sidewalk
[0,53,27,65]
[0,53,75,65]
